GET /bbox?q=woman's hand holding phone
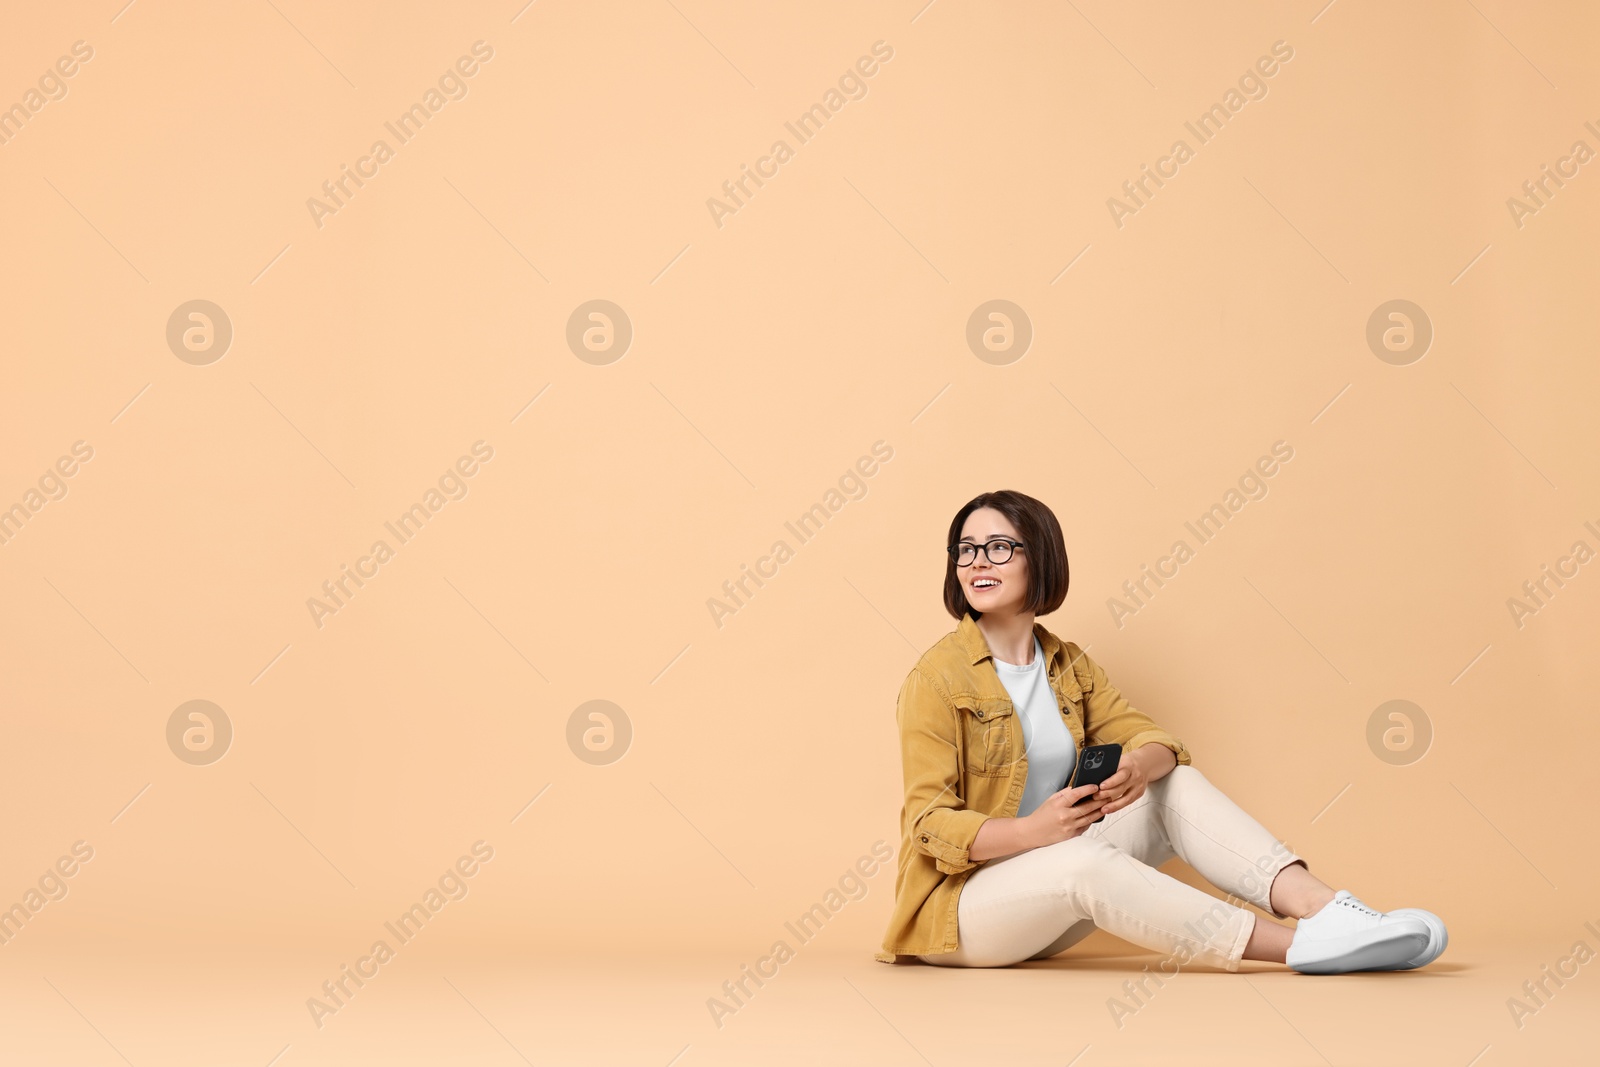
[1023,783,1108,847]
[1092,758,1149,816]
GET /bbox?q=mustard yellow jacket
[875,613,1193,963]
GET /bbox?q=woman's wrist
[1134,741,1178,781]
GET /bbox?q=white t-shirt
[992,634,1077,819]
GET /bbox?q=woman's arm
[895,667,990,874]
[971,743,1176,861]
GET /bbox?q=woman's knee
[1163,762,1203,783]
[1148,762,1205,797]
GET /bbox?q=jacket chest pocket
[955,696,1016,777]
[1050,674,1083,714]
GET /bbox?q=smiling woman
[876,489,1448,976]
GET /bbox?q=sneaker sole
[1288,924,1431,975]
[1370,908,1448,970]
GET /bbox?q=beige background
[2,1,1597,1064]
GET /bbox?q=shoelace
[1339,896,1381,918]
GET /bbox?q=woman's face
[957,507,1029,616]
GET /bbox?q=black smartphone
[1063,743,1122,824]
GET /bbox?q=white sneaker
[1286,890,1432,974]
[1368,907,1448,970]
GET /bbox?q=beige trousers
[917,764,1307,971]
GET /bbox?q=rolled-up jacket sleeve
[1080,652,1193,766]
[896,666,989,875]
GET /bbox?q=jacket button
[976,710,985,719]
[920,835,928,842]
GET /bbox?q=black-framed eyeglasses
[948,538,1024,566]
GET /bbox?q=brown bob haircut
[942,490,1070,621]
